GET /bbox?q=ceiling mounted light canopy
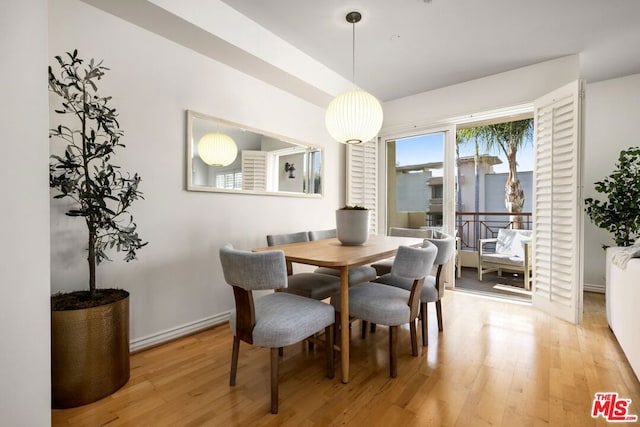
[325,11,383,145]
[197,132,238,166]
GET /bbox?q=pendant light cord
[352,20,356,83]
[345,11,362,85]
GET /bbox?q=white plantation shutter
[532,80,584,324]
[347,140,378,234]
[241,150,268,191]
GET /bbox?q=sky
[395,132,534,173]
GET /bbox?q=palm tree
[475,119,533,228]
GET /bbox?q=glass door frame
[378,124,456,288]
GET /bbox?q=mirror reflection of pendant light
[325,11,383,145]
[197,133,238,166]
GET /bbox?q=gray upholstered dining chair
[374,231,456,347]
[308,228,377,285]
[370,227,434,276]
[266,231,342,300]
[219,243,335,414]
[331,244,437,377]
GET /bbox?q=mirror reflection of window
[215,172,242,190]
[307,150,322,194]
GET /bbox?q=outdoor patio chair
[477,228,532,290]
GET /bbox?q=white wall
[583,73,640,287]
[49,0,340,349]
[383,55,579,131]
[0,1,51,425]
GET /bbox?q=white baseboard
[129,311,231,353]
[584,282,605,294]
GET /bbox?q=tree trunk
[88,225,96,296]
[456,144,463,240]
[505,145,524,229]
[474,142,480,246]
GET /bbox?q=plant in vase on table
[49,50,147,408]
[336,205,371,246]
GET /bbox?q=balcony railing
[455,211,532,251]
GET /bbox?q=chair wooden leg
[325,325,335,379]
[230,336,240,386]
[436,300,443,332]
[278,347,284,357]
[409,320,418,356]
[389,325,398,378]
[421,302,428,347]
[270,347,279,414]
[361,320,368,339]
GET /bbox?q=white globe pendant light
[197,133,238,166]
[325,11,383,144]
[326,89,383,144]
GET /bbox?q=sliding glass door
[382,126,456,287]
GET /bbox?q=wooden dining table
[254,234,425,383]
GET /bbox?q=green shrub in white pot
[585,147,640,334]
[585,146,640,247]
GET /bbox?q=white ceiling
[220,0,640,101]
[83,0,640,106]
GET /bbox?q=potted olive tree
[585,147,640,330]
[49,50,147,408]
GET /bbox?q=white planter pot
[605,246,640,379]
[336,209,370,246]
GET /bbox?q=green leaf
[49,49,147,290]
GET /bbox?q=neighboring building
[456,154,502,214]
[395,154,528,227]
[395,161,440,212]
[394,154,503,227]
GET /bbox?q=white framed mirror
[186,110,323,197]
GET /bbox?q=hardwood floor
[52,291,640,426]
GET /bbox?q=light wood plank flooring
[52,291,640,426]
